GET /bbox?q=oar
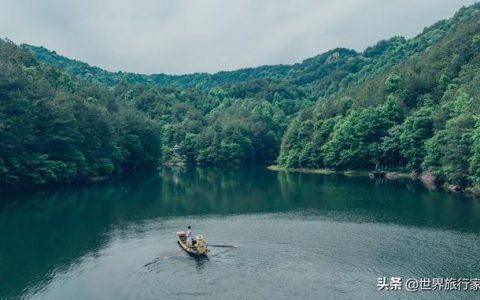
[143,250,183,267]
[143,258,159,267]
[208,244,239,248]
[209,247,236,257]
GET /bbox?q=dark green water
[1,168,480,299]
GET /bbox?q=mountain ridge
[278,3,480,192]
[23,3,478,95]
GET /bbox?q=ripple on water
[15,212,480,300]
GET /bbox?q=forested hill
[24,3,475,99]
[0,40,162,188]
[0,39,312,188]
[279,3,480,192]
[1,3,480,191]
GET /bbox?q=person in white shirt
[186,226,192,246]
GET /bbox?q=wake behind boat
[176,231,209,257]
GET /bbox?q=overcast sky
[1,0,477,74]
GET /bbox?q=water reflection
[0,167,479,299]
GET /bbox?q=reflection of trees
[158,167,290,215]
[0,175,173,299]
[275,171,480,231]
[1,169,480,298]
[0,168,289,299]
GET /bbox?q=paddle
[207,244,239,248]
[209,247,236,257]
[143,250,183,267]
[143,258,159,267]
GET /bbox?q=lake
[1,168,480,299]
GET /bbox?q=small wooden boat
[176,231,209,257]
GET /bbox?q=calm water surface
[1,168,480,299]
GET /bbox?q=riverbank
[267,165,480,197]
[267,165,412,179]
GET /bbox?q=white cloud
[0,0,476,74]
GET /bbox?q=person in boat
[186,225,193,246]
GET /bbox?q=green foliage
[385,74,402,94]
[469,116,480,188]
[279,3,480,190]
[24,5,467,100]
[398,101,434,170]
[423,112,475,186]
[321,98,401,169]
[2,2,480,191]
[0,39,162,187]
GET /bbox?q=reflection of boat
[176,231,209,257]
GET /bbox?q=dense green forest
[1,3,480,192]
[279,4,480,192]
[0,41,313,187]
[0,40,162,187]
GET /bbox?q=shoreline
[267,165,480,198]
[267,165,412,179]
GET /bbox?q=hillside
[0,40,162,187]
[0,39,313,187]
[1,3,480,191]
[278,3,480,192]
